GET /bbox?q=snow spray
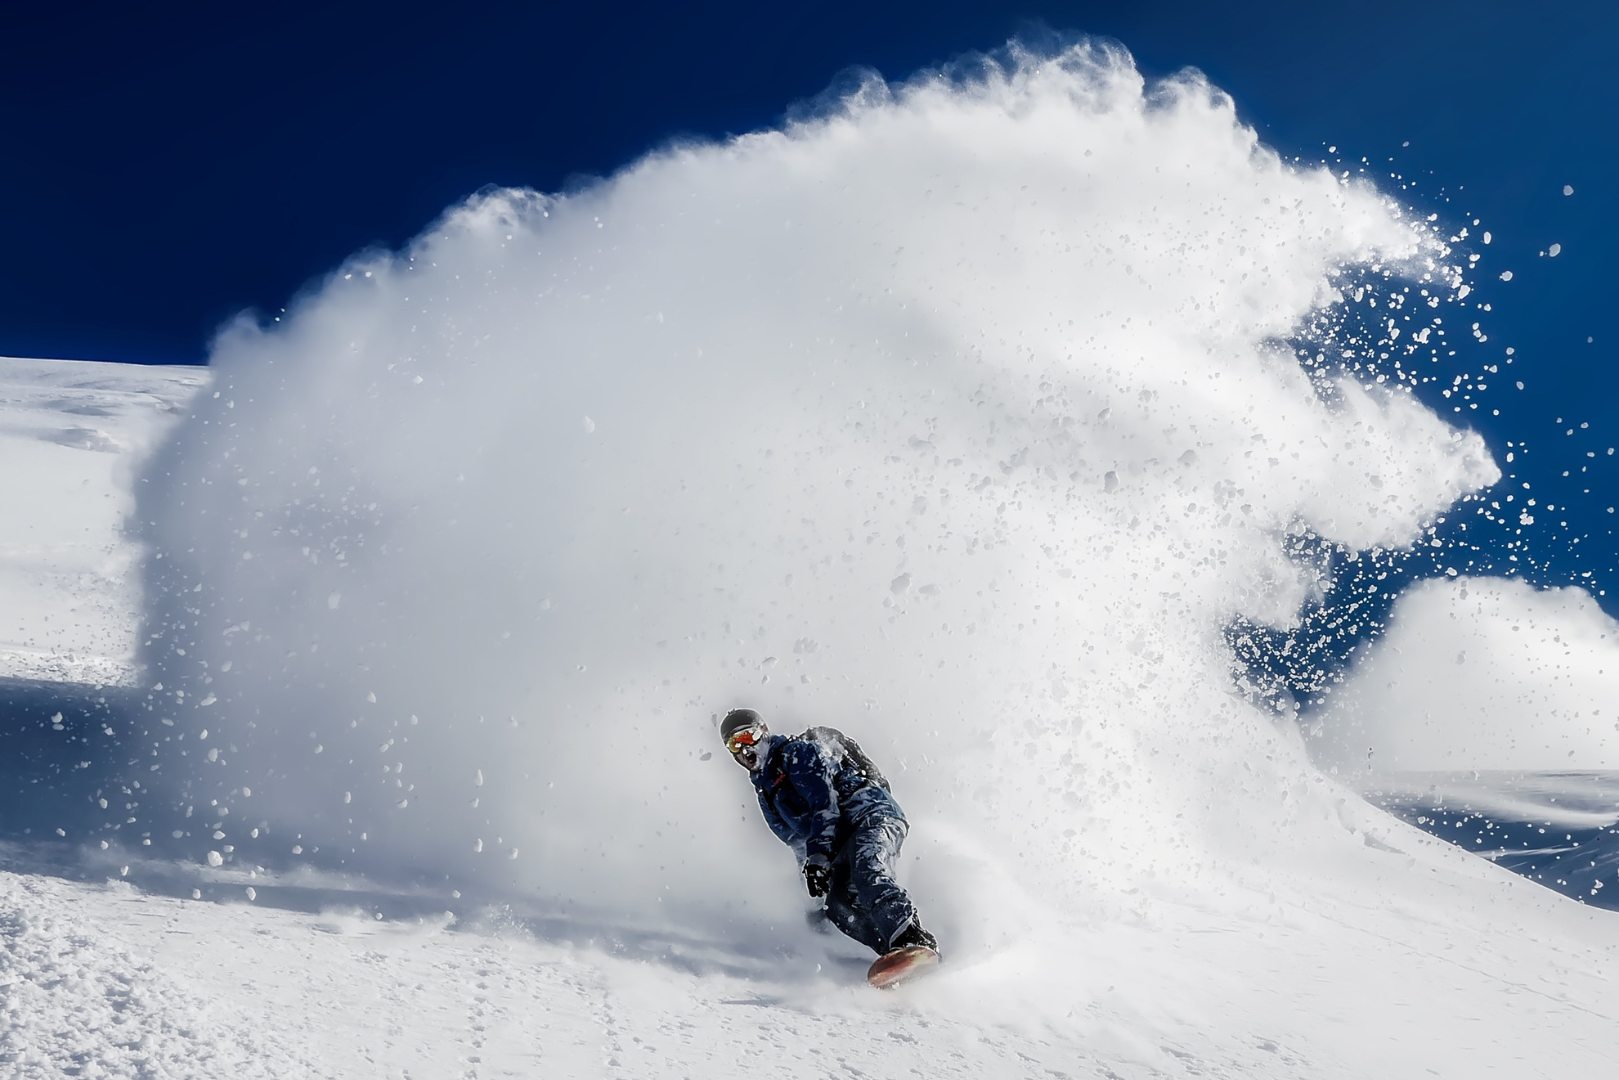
[136,44,1499,954]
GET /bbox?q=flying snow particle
[1500,271,1514,282]
[1564,184,1575,196]
[1548,243,1562,258]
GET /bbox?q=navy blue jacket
[749,728,905,866]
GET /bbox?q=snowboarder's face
[727,723,768,771]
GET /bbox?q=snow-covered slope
[0,358,205,685]
[6,44,1619,1080]
[4,828,1619,1079]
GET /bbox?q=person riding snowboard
[720,708,938,960]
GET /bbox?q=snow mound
[1315,575,1619,773]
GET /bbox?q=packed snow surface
[5,42,1619,1078]
[3,849,1617,1079]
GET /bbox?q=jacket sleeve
[783,740,840,865]
[755,787,802,853]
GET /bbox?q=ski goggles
[726,725,765,755]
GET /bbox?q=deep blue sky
[2,0,1614,602]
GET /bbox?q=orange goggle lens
[726,727,763,754]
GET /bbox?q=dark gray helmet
[719,708,764,744]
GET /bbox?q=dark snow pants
[823,814,916,954]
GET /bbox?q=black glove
[803,860,830,898]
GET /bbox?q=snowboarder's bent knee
[720,708,938,958]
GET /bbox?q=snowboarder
[719,708,939,985]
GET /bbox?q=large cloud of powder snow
[135,44,1498,948]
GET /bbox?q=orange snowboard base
[866,945,941,989]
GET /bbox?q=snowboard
[866,945,940,989]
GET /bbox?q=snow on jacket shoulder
[750,728,904,865]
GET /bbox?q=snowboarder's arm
[755,788,800,849]
[783,741,841,866]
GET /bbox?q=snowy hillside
[4,817,1619,1078]
[5,45,1619,1080]
[0,358,205,685]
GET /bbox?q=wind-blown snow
[73,43,1619,1070]
[141,44,1494,916]
[141,40,1492,925]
